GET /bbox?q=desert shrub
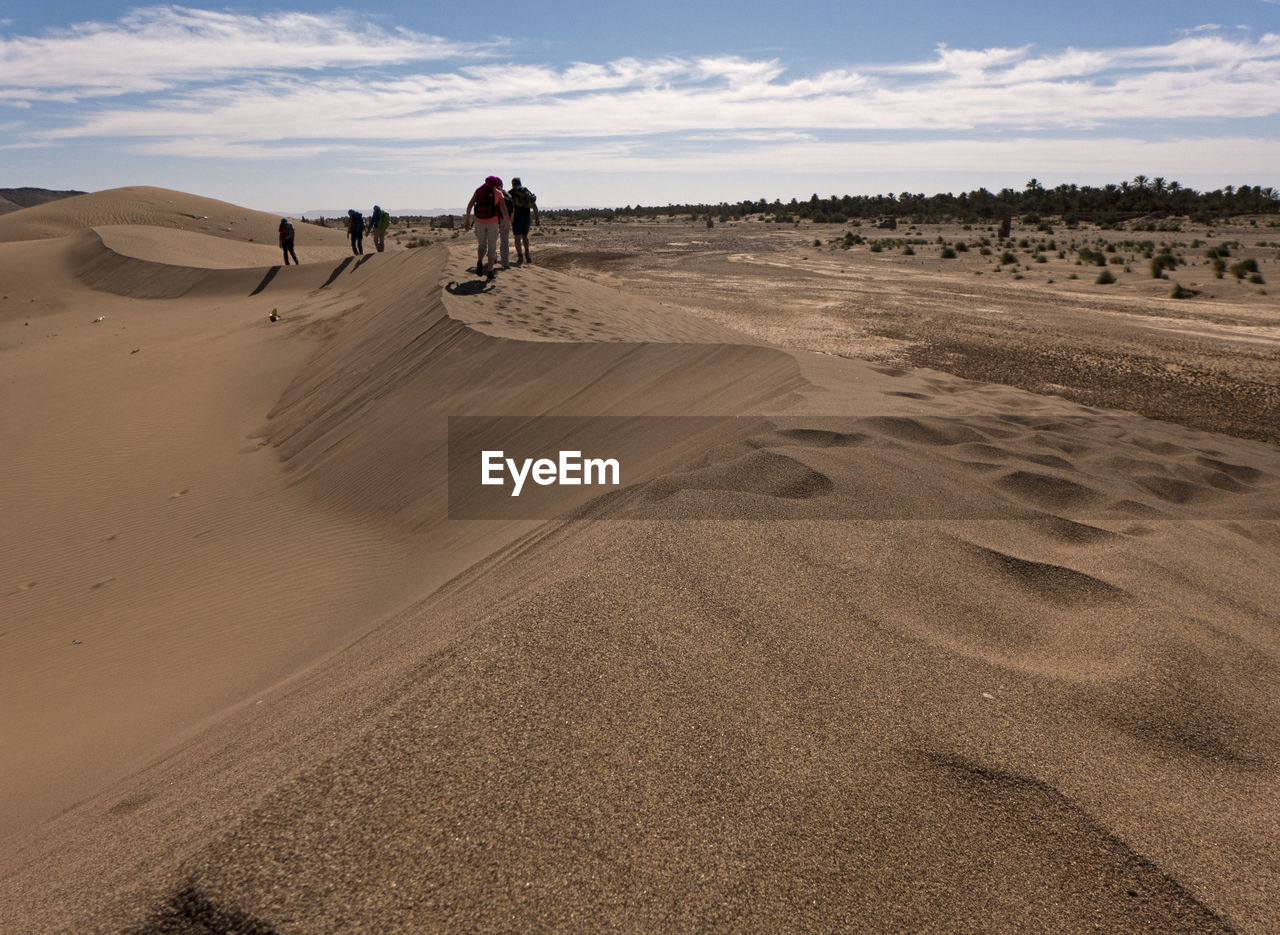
[1078,248,1107,266]
[939,247,956,258]
[1034,255,1048,263]
[1170,283,1200,299]
[1096,269,1116,284]
[979,246,992,256]
[955,241,969,252]
[1212,257,1226,278]
[1109,255,1125,265]
[999,251,1016,264]
[870,242,883,253]
[1229,258,1260,279]
[903,245,915,255]
[1249,272,1265,284]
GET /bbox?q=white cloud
[0,6,490,97]
[5,7,1280,195]
[39,37,1280,147]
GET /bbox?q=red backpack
[474,185,498,220]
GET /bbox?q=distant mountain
[0,187,87,215]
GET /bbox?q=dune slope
[1,211,1278,934]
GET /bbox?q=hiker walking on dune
[508,177,540,264]
[366,204,390,252]
[278,217,299,265]
[498,182,514,269]
[347,209,364,255]
[463,176,511,278]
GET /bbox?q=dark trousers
[281,239,298,265]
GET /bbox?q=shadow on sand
[445,278,495,296]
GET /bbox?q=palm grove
[548,177,1280,226]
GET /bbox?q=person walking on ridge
[347,209,364,255]
[498,182,514,269]
[278,217,299,265]
[463,176,511,279]
[366,205,390,252]
[508,177,540,264]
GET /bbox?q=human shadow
[353,255,375,272]
[445,279,495,296]
[248,266,281,296]
[318,257,354,290]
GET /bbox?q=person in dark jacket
[365,205,390,252]
[347,209,364,255]
[508,177,540,264]
[278,217,299,265]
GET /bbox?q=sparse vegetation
[543,178,1280,226]
[1229,258,1260,279]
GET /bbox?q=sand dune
[0,185,348,247]
[1,190,1278,933]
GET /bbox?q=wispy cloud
[4,7,1280,180]
[0,6,491,99]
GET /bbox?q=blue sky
[2,1,1279,212]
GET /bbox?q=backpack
[510,186,536,210]
[375,208,390,230]
[473,185,498,220]
[350,212,363,231]
[279,220,294,239]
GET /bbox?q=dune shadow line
[248,266,280,296]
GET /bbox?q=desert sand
[1,187,1278,933]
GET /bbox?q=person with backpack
[278,217,298,265]
[463,176,511,278]
[498,184,514,269]
[347,209,364,255]
[365,205,391,252]
[508,177,540,264]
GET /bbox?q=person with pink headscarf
[463,175,511,278]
